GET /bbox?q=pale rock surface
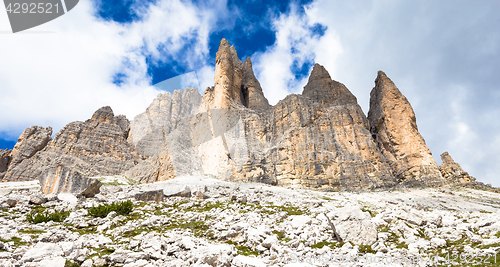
[39,165,101,197]
[368,71,445,187]
[332,205,378,245]
[3,106,140,182]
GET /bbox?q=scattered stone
[164,186,191,198]
[29,194,47,205]
[5,198,17,207]
[134,189,164,202]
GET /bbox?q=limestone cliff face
[2,106,140,182]
[132,40,396,190]
[126,88,203,183]
[3,39,453,191]
[439,152,475,184]
[367,71,445,187]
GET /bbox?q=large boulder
[330,205,378,245]
[39,165,101,197]
[368,71,445,187]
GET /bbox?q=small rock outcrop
[439,152,476,184]
[7,126,52,169]
[368,71,445,187]
[39,165,102,197]
[0,149,11,179]
[3,106,140,182]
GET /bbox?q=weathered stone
[0,149,11,180]
[164,186,191,198]
[439,151,476,184]
[3,106,140,181]
[193,191,210,200]
[29,194,47,205]
[6,198,17,207]
[39,165,102,197]
[332,206,378,245]
[368,71,445,187]
[127,88,203,182]
[134,189,164,202]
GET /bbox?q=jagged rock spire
[302,63,357,105]
[368,71,445,186]
[205,38,269,109]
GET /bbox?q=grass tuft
[26,209,70,224]
[88,200,133,218]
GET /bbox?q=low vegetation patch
[88,200,133,218]
[272,230,291,242]
[311,240,344,249]
[0,236,28,247]
[26,209,70,224]
[361,207,378,218]
[235,245,259,256]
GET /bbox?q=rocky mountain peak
[368,71,444,186]
[206,39,269,109]
[308,63,331,81]
[302,63,357,105]
[90,106,115,123]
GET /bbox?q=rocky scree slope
[1,177,500,266]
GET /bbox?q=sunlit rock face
[367,71,445,187]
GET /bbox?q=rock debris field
[1,176,500,267]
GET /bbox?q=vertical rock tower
[368,71,445,186]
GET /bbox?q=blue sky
[0,0,499,186]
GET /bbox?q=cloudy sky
[1,0,499,186]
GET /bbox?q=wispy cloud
[0,0,225,139]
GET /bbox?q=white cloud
[0,0,221,139]
[251,3,342,105]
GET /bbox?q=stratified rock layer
[39,165,101,197]
[3,106,140,182]
[3,39,458,191]
[367,71,445,187]
[439,152,476,184]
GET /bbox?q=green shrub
[26,209,70,224]
[88,200,133,218]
